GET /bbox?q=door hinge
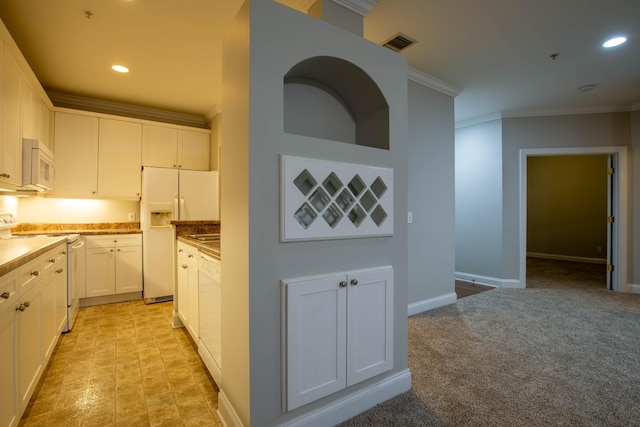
[607,216,615,223]
[607,264,614,272]
[607,167,614,175]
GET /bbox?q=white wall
[455,112,635,288]
[455,119,503,279]
[221,2,408,425]
[502,113,631,281]
[1,195,139,223]
[631,110,640,288]
[407,80,455,306]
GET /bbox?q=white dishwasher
[198,252,222,386]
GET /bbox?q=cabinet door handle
[182,264,188,269]
[56,269,64,274]
[31,270,39,277]
[339,281,347,288]
[0,173,10,178]
[16,301,30,312]
[1,291,10,299]
[188,254,194,258]
[350,279,358,286]
[49,258,56,263]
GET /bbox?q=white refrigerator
[141,166,219,302]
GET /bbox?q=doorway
[526,155,608,289]
[519,147,628,292]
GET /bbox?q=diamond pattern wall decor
[281,155,393,241]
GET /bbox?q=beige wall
[527,155,607,261]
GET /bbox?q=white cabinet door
[284,267,393,411]
[0,47,23,187]
[285,274,347,410]
[17,280,43,411]
[176,247,190,326]
[178,130,210,170]
[85,247,115,297]
[53,112,99,197]
[40,272,56,361]
[346,268,393,385]
[187,253,199,339]
[115,245,142,294]
[142,124,178,168]
[0,271,19,427]
[54,253,68,335]
[98,119,142,199]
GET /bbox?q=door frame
[519,146,628,292]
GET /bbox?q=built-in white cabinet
[142,124,210,171]
[21,80,52,151]
[53,113,141,199]
[85,234,142,298]
[0,42,23,187]
[283,267,393,411]
[53,112,99,197]
[176,241,199,341]
[0,270,19,427]
[97,119,142,198]
[0,242,67,427]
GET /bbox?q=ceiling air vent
[382,33,417,52]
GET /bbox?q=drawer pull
[1,291,10,299]
[49,258,56,263]
[182,264,188,269]
[56,269,64,274]
[339,281,347,288]
[350,279,358,286]
[16,301,30,312]
[31,270,39,277]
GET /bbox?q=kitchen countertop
[177,236,220,259]
[12,229,142,236]
[0,236,67,277]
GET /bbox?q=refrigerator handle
[180,194,185,220]
[174,195,179,220]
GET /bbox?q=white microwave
[22,139,55,191]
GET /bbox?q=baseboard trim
[527,252,606,264]
[629,284,640,294]
[79,292,142,307]
[278,369,412,427]
[408,292,457,316]
[455,272,523,289]
[218,390,244,427]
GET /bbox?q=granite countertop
[12,229,142,236]
[0,236,67,277]
[177,236,220,260]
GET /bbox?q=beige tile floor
[19,300,221,427]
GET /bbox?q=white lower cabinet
[0,271,19,427]
[283,266,393,411]
[176,241,198,341]
[85,234,142,298]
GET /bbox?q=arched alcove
[284,56,389,150]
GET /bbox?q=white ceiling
[0,0,638,125]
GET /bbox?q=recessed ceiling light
[111,65,129,73]
[602,36,627,48]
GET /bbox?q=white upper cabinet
[142,125,178,168]
[97,118,142,199]
[178,129,210,171]
[53,112,99,197]
[0,42,23,186]
[142,124,210,171]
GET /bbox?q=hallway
[19,301,221,427]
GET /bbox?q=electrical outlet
[596,246,602,253]
[128,212,136,221]
[407,211,413,224]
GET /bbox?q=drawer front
[177,242,198,260]
[19,252,49,295]
[86,234,141,249]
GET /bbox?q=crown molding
[455,113,503,129]
[502,104,634,119]
[331,0,378,16]
[47,91,209,128]
[275,0,317,13]
[407,67,461,98]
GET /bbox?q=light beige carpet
[340,287,640,426]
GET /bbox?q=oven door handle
[71,240,85,249]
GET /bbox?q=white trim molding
[527,252,606,265]
[218,390,244,427]
[630,284,640,294]
[408,292,457,316]
[455,271,522,289]
[408,67,461,98]
[331,0,378,16]
[277,369,411,427]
